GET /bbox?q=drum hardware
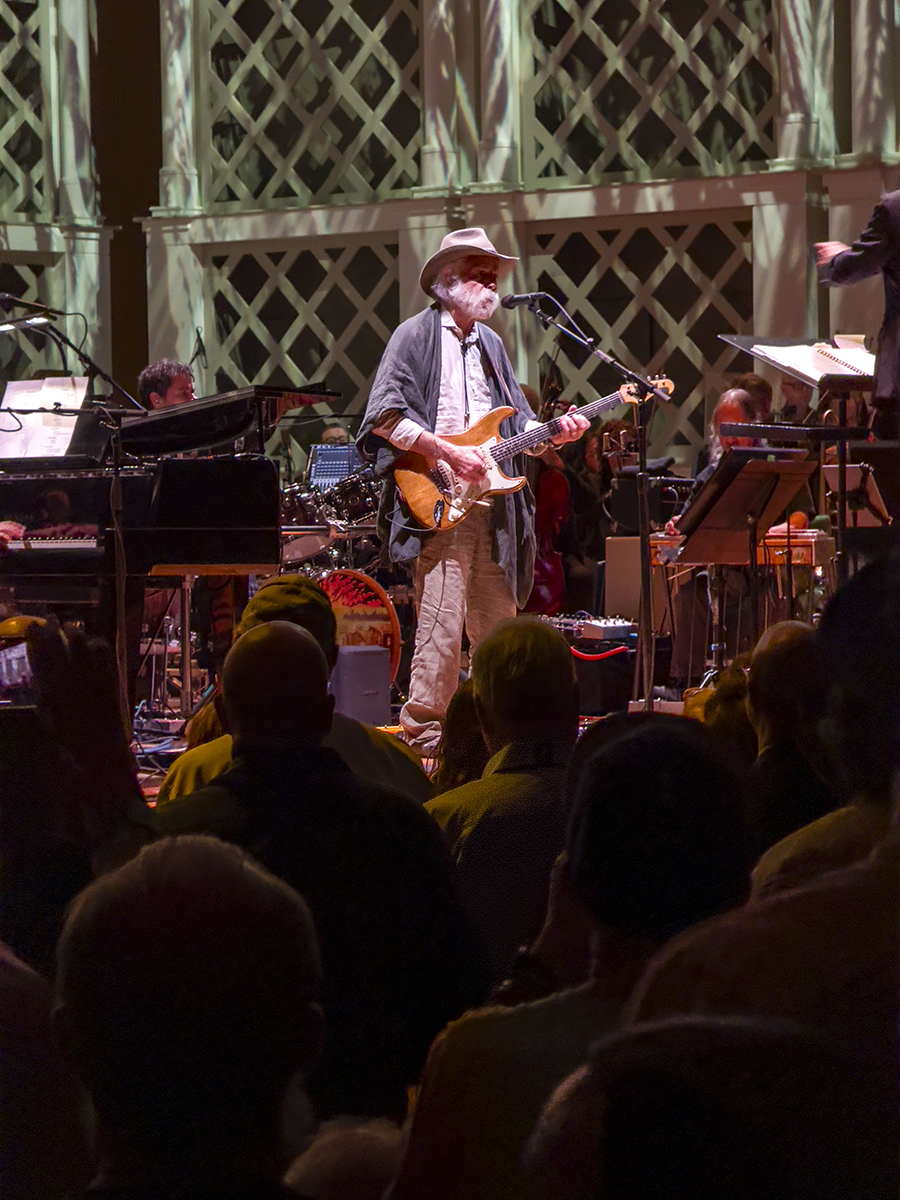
[387,583,415,606]
[281,486,333,563]
[319,467,381,527]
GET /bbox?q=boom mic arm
[0,293,65,316]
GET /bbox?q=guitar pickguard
[433,443,515,525]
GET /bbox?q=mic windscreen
[500,292,541,310]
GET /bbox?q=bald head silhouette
[222,620,335,751]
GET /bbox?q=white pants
[400,506,516,754]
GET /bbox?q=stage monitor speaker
[603,536,671,631]
[572,637,672,716]
[329,645,391,725]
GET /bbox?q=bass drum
[319,568,401,682]
[281,485,333,565]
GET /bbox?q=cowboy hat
[419,227,518,295]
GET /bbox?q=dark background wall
[91,0,162,393]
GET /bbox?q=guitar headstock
[618,377,675,403]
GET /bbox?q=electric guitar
[394,378,674,530]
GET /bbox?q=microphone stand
[518,295,671,709]
[48,325,149,728]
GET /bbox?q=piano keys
[0,456,281,617]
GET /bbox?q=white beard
[444,277,500,323]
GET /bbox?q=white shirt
[388,309,542,451]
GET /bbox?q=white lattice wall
[147,0,900,468]
[204,234,400,416]
[517,213,754,461]
[201,0,423,209]
[521,0,776,187]
[0,0,110,380]
[0,255,60,380]
[0,0,52,220]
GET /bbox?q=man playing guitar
[357,227,588,755]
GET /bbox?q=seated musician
[780,375,814,422]
[0,521,25,549]
[136,360,195,410]
[731,371,773,422]
[665,388,759,537]
[321,421,350,446]
[666,389,761,686]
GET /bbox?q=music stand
[674,449,817,675]
[718,332,889,584]
[716,333,877,394]
[822,463,891,528]
[822,461,895,571]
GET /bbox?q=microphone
[500,291,548,310]
[191,326,208,368]
[0,293,64,316]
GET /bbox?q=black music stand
[674,449,817,676]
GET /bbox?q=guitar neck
[490,390,625,464]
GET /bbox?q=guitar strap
[479,334,519,423]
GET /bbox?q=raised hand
[815,240,850,267]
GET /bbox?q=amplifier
[545,616,672,715]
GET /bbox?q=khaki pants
[400,506,516,754]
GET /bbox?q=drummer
[301,420,352,483]
[320,421,351,446]
[272,416,351,485]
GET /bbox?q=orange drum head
[320,569,401,682]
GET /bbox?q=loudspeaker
[329,645,391,725]
[603,536,673,630]
[572,637,672,716]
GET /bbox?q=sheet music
[833,333,867,350]
[0,377,88,457]
[751,342,876,384]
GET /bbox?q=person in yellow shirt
[156,575,432,808]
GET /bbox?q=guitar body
[393,407,526,530]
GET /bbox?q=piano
[0,456,281,621]
[120,384,335,456]
[0,381,341,697]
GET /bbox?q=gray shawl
[357,306,537,607]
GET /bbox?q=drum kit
[281,465,382,568]
[280,464,406,684]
